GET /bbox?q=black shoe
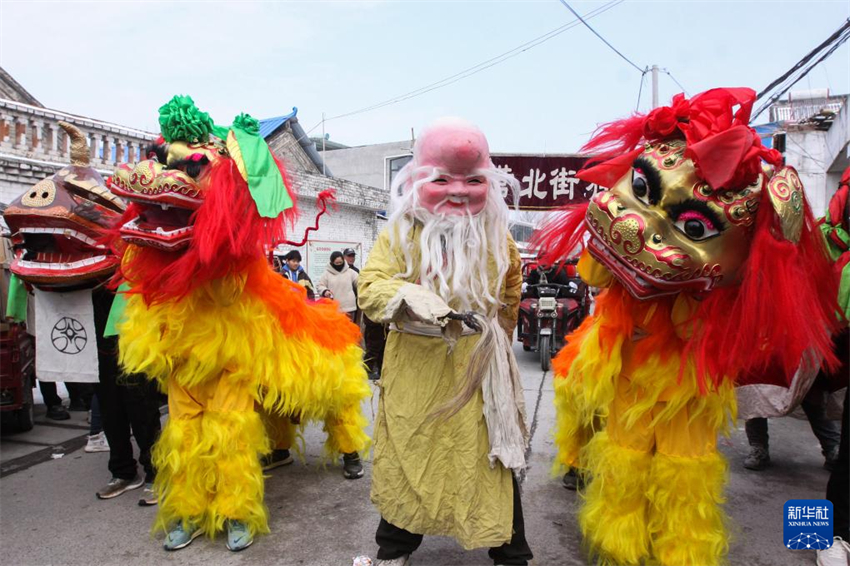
[343,452,364,479]
[46,404,70,420]
[743,445,770,470]
[562,468,585,491]
[824,447,840,471]
[68,398,88,412]
[260,449,294,471]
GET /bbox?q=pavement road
[0,342,835,566]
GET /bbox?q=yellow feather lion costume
[105,96,369,542]
[537,87,839,565]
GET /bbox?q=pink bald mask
[414,122,492,216]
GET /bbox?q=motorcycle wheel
[540,335,551,372]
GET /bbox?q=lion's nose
[22,179,56,207]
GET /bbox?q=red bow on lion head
[578,88,783,191]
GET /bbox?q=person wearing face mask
[357,118,532,566]
[317,251,359,320]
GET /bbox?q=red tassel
[278,189,337,247]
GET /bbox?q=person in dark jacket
[343,248,360,273]
[523,262,571,299]
[280,250,315,300]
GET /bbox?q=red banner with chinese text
[493,154,598,210]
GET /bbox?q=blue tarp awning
[259,107,298,139]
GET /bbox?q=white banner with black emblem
[33,288,99,383]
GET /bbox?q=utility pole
[651,64,659,108]
[322,112,326,176]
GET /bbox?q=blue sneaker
[163,521,201,551]
[225,520,253,551]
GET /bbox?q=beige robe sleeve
[358,228,408,321]
[498,235,522,336]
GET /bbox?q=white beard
[386,163,518,316]
[406,209,507,314]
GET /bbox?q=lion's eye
[674,211,720,241]
[632,169,649,203]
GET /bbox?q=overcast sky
[1,0,848,153]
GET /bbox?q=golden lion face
[585,140,762,299]
[107,140,228,250]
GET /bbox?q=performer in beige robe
[358,118,533,566]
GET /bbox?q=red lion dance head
[106,96,297,303]
[537,87,840,386]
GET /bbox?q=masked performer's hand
[445,311,482,332]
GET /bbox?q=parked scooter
[518,260,588,371]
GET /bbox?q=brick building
[261,110,389,279]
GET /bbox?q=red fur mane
[688,187,840,386]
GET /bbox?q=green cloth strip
[839,263,850,322]
[6,274,27,322]
[820,221,850,321]
[230,114,294,218]
[104,283,130,337]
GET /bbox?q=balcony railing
[0,98,156,173]
[769,97,846,124]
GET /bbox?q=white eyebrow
[431,168,489,179]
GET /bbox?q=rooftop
[769,92,847,130]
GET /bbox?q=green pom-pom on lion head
[232,113,260,136]
[158,95,215,143]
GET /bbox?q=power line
[751,20,850,123]
[787,135,824,167]
[326,0,624,121]
[756,19,850,101]
[557,0,644,73]
[662,69,689,96]
[283,0,623,151]
[557,0,685,113]
[635,67,648,111]
[280,119,324,153]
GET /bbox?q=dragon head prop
[537,87,839,384]
[4,122,126,288]
[106,95,297,303]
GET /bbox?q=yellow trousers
[260,409,362,455]
[580,375,729,566]
[261,410,296,451]
[152,376,271,537]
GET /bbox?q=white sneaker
[374,555,410,566]
[84,432,110,453]
[818,537,850,566]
